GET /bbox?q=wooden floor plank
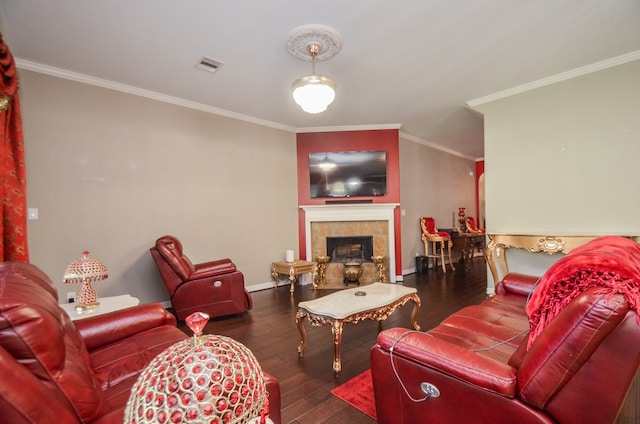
[178,257,488,423]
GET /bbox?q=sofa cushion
[518,289,628,408]
[376,327,518,397]
[441,304,529,348]
[0,262,110,423]
[88,325,189,407]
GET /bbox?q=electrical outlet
[67,291,76,303]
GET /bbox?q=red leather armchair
[0,261,281,424]
[150,235,253,320]
[371,236,640,423]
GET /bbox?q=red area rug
[331,369,377,420]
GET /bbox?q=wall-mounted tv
[309,150,387,198]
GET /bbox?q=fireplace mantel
[301,203,399,282]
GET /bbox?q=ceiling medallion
[286,24,342,62]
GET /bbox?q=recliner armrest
[74,302,178,351]
[191,258,237,279]
[497,273,540,297]
[375,328,517,397]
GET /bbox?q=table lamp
[125,312,273,424]
[63,250,108,311]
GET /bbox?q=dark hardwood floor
[179,256,489,424]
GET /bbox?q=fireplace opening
[326,236,373,263]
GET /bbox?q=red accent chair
[0,261,281,424]
[372,237,640,423]
[150,235,252,321]
[420,217,455,272]
[465,216,485,233]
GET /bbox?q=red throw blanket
[526,236,640,348]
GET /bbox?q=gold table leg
[409,293,422,331]
[288,269,296,294]
[331,320,344,378]
[271,263,278,289]
[296,309,308,359]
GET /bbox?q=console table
[451,233,485,263]
[485,234,640,288]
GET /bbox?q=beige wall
[18,68,480,303]
[399,136,477,273]
[20,70,298,303]
[475,59,640,284]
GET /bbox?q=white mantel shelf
[301,203,400,282]
[301,203,399,220]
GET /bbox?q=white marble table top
[59,294,140,321]
[298,283,417,319]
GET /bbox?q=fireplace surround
[301,204,399,282]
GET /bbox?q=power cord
[389,329,434,402]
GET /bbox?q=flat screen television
[309,150,387,198]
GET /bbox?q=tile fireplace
[300,203,399,282]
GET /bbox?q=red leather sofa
[371,236,640,424]
[150,235,253,320]
[0,261,281,424]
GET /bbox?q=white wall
[20,70,298,303]
[475,58,640,283]
[477,59,640,235]
[399,136,477,273]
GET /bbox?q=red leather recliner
[372,236,640,424]
[0,261,281,424]
[150,235,253,321]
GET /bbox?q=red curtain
[0,34,29,262]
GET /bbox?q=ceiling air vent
[196,56,223,73]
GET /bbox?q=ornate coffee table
[295,283,421,377]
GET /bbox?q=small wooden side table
[272,260,317,294]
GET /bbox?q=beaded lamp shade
[125,312,271,424]
[63,251,108,310]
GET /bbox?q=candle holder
[372,255,388,283]
[458,207,467,233]
[314,255,330,287]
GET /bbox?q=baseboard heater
[325,199,374,205]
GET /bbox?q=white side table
[60,294,140,321]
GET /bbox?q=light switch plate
[28,208,39,220]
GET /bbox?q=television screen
[309,150,387,198]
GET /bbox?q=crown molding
[15,57,478,160]
[399,131,476,161]
[295,123,402,133]
[467,49,640,108]
[15,58,296,133]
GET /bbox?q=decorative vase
[342,262,362,285]
[458,207,466,232]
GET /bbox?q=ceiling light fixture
[287,25,341,114]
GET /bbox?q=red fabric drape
[526,236,640,348]
[0,34,29,262]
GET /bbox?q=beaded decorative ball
[124,332,268,423]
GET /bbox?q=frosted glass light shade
[292,75,336,114]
